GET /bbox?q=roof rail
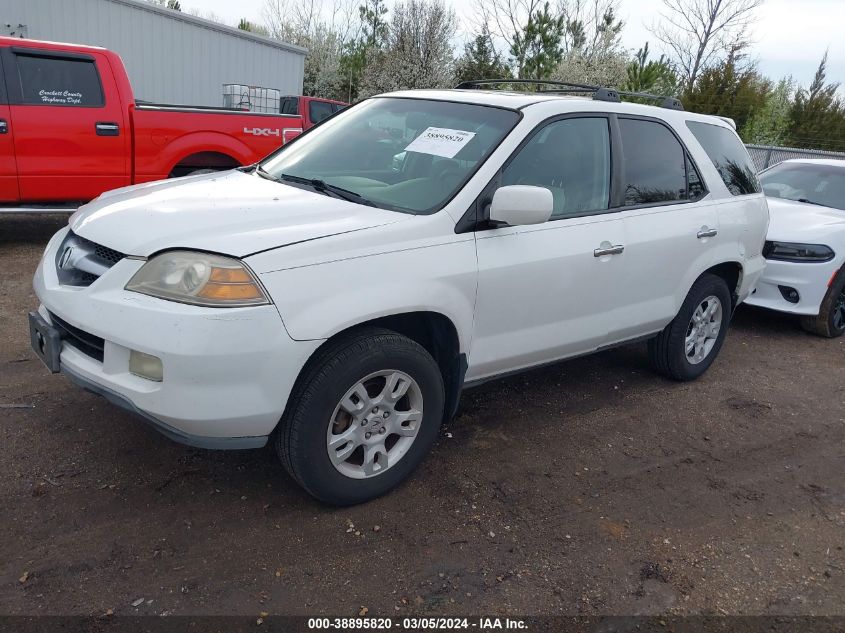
[454,79,684,111]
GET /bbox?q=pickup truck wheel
[800,269,845,338]
[183,168,216,176]
[276,327,445,505]
[648,273,731,381]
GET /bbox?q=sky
[179,0,844,90]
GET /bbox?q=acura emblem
[59,246,74,269]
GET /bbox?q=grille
[94,243,124,265]
[49,312,105,362]
[55,231,126,287]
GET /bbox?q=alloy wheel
[326,370,424,479]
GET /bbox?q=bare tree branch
[648,0,762,90]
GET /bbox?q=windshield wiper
[278,173,377,207]
[795,197,832,209]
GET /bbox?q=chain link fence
[745,144,845,172]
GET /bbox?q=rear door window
[309,100,334,125]
[687,121,761,195]
[15,54,104,107]
[619,118,688,205]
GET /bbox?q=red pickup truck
[0,37,345,210]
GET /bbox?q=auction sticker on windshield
[404,127,476,158]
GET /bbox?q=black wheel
[800,267,845,338]
[275,327,445,505]
[184,168,216,176]
[648,273,732,381]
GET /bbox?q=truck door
[3,47,129,203]
[0,52,19,202]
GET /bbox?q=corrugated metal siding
[0,0,306,107]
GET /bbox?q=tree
[786,53,845,151]
[358,0,458,97]
[359,0,389,48]
[238,18,269,35]
[148,0,181,9]
[624,42,678,95]
[742,77,794,145]
[455,28,512,84]
[511,2,565,79]
[263,0,361,101]
[682,45,771,137]
[649,0,763,90]
[560,0,623,58]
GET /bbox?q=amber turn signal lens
[197,281,264,301]
[208,267,254,283]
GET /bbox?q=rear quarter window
[15,54,104,107]
[687,121,760,196]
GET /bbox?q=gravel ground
[2,214,845,618]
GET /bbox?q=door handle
[593,244,625,257]
[0,119,7,134]
[95,122,120,136]
[697,228,718,239]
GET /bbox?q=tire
[183,168,216,177]
[648,273,732,381]
[275,327,445,505]
[800,267,845,338]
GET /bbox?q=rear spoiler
[715,116,736,130]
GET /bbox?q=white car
[29,85,769,504]
[747,159,845,337]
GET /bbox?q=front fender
[258,240,478,354]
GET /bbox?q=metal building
[0,0,307,107]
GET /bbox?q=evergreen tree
[624,43,677,95]
[786,53,845,151]
[455,29,511,84]
[511,2,565,81]
[683,46,770,137]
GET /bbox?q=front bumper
[33,227,322,447]
[745,257,839,316]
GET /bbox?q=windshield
[260,97,519,214]
[760,162,845,210]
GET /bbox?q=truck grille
[49,312,105,362]
[55,231,126,287]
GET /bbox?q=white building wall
[0,0,307,107]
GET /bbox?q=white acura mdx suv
[30,83,769,504]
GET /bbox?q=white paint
[36,90,769,446]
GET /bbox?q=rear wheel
[276,327,445,505]
[800,268,845,338]
[649,273,732,381]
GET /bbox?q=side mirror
[489,185,553,226]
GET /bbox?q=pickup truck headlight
[125,251,269,307]
[762,241,835,263]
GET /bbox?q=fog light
[778,285,800,304]
[129,350,163,382]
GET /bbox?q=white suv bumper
[33,228,321,448]
[745,258,839,316]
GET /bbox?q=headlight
[125,250,270,307]
[762,241,835,263]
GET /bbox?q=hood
[69,170,407,257]
[766,196,845,243]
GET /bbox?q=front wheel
[648,273,732,381]
[276,327,445,505]
[800,268,845,338]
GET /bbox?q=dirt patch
[2,215,845,616]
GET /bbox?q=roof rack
[454,79,684,111]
